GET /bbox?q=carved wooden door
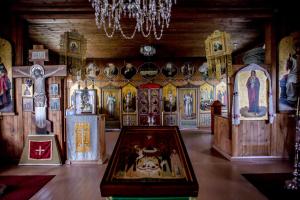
[138,87,161,126]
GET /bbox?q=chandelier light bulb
[89,0,176,40]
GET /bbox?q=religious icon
[178,88,197,123]
[104,63,118,79]
[102,87,121,128]
[0,38,13,113]
[162,62,177,78]
[122,83,137,114]
[278,33,300,111]
[180,63,195,79]
[22,97,33,112]
[81,92,92,113]
[74,89,97,115]
[184,93,193,118]
[213,41,223,52]
[49,98,60,111]
[68,40,80,54]
[107,93,116,118]
[22,79,33,97]
[86,62,100,79]
[113,132,186,179]
[121,63,137,80]
[139,62,159,80]
[49,83,59,96]
[199,82,214,111]
[139,90,149,114]
[163,83,177,112]
[199,62,209,80]
[215,81,227,108]
[246,71,260,113]
[238,69,268,120]
[123,91,136,112]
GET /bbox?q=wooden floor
[0,130,293,200]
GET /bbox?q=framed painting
[178,88,197,120]
[237,70,268,120]
[278,33,300,112]
[139,62,159,80]
[102,87,121,129]
[23,97,33,112]
[162,62,177,78]
[180,63,195,79]
[100,126,199,198]
[49,97,60,111]
[104,63,118,79]
[215,81,227,109]
[68,39,81,55]
[0,38,13,113]
[49,83,59,96]
[205,30,230,57]
[211,36,225,56]
[122,83,137,113]
[121,63,137,80]
[74,89,97,115]
[199,82,214,112]
[163,83,177,112]
[22,79,33,97]
[86,62,100,79]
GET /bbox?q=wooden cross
[13,45,67,134]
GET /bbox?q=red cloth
[0,175,55,200]
[29,140,52,160]
[139,83,161,89]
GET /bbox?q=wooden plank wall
[213,116,231,155]
[232,121,271,156]
[272,113,296,158]
[215,114,295,157]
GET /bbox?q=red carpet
[0,175,55,200]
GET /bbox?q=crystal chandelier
[88,0,176,40]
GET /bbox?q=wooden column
[265,21,281,156]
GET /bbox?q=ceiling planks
[11,0,273,58]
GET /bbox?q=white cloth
[35,106,46,128]
[232,63,275,125]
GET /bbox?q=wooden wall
[231,121,271,156]
[213,116,231,155]
[0,16,65,162]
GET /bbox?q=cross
[35,145,45,156]
[12,45,67,134]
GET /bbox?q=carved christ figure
[14,64,65,129]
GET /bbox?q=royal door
[138,83,162,126]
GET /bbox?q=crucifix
[13,45,67,134]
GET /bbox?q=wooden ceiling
[11,0,275,58]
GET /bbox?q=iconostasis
[66,58,228,129]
